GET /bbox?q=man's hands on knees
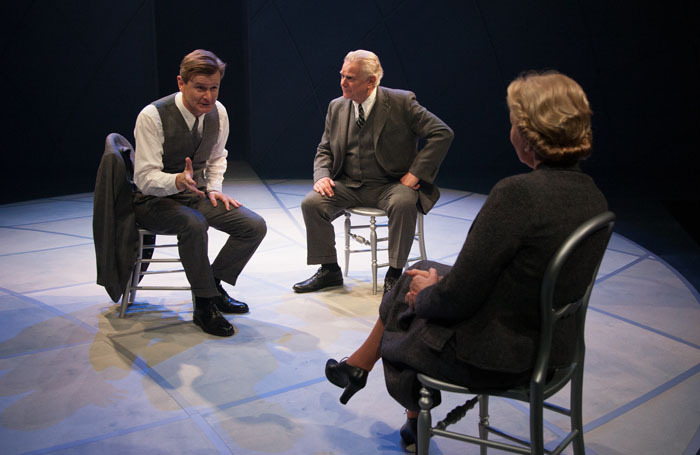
[175,157,205,197]
[175,158,241,210]
[207,190,242,210]
[400,171,420,190]
[313,177,336,197]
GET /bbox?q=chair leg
[370,215,378,295]
[478,395,489,455]
[120,231,145,318]
[120,258,140,318]
[344,212,351,277]
[417,213,427,261]
[530,389,545,455]
[417,387,434,455]
[570,365,586,455]
[120,273,133,318]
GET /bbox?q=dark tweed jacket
[379,164,608,410]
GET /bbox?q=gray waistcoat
[153,93,220,189]
[341,106,391,187]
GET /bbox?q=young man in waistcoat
[133,49,267,337]
[293,50,453,295]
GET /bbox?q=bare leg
[347,317,384,371]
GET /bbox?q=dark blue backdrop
[2,0,698,203]
[246,0,700,197]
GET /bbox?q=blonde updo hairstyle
[507,71,593,165]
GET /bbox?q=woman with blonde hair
[324,71,608,451]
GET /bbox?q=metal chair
[119,228,192,318]
[102,133,192,319]
[416,211,616,455]
[344,207,427,294]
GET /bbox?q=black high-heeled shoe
[325,358,369,404]
[400,417,418,452]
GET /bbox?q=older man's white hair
[344,49,384,87]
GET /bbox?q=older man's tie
[356,104,365,129]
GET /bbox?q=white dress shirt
[133,92,230,196]
[352,86,377,120]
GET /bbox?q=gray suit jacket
[93,134,139,303]
[313,87,453,213]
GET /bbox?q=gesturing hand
[313,177,336,197]
[175,157,205,197]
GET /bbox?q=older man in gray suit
[293,50,453,295]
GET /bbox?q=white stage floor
[0,162,698,454]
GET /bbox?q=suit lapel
[335,99,352,158]
[372,87,391,150]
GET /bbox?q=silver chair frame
[118,230,192,319]
[343,207,427,294]
[103,132,193,319]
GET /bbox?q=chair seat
[346,206,388,217]
[418,362,576,408]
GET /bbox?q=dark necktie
[356,104,365,129]
[191,116,202,147]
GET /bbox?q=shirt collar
[353,86,378,118]
[174,92,203,131]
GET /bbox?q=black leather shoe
[383,275,398,295]
[293,267,343,293]
[215,282,249,314]
[400,417,418,453]
[325,358,368,404]
[193,297,235,337]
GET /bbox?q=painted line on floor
[683,423,700,455]
[583,362,700,433]
[607,234,700,302]
[594,253,650,285]
[191,413,232,454]
[108,338,199,416]
[432,192,477,210]
[427,211,477,222]
[262,179,308,239]
[0,341,93,360]
[0,240,94,257]
[9,213,93,227]
[214,376,327,412]
[20,415,190,455]
[649,252,700,304]
[588,306,700,351]
[502,398,599,455]
[22,280,98,294]
[0,287,99,335]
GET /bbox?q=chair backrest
[532,211,616,397]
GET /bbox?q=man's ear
[177,75,185,91]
